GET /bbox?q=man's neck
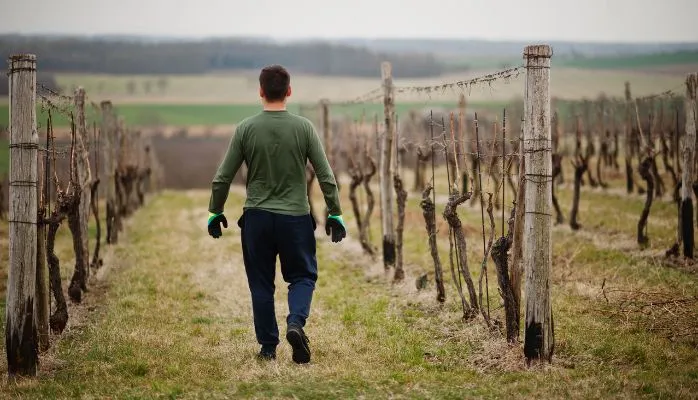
[263,101,287,111]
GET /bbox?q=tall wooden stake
[681,74,697,258]
[6,53,39,377]
[36,129,49,352]
[624,82,635,194]
[458,94,468,191]
[68,88,92,302]
[321,99,332,165]
[101,101,117,244]
[321,98,333,222]
[380,62,396,269]
[522,45,554,364]
[510,118,526,342]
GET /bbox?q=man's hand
[325,215,346,243]
[208,212,228,239]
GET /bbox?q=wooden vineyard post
[458,94,468,191]
[320,98,333,223]
[114,117,125,233]
[321,98,331,165]
[36,131,49,352]
[522,45,554,364]
[101,101,118,244]
[68,88,92,302]
[681,74,697,258]
[624,82,635,194]
[380,62,396,270]
[6,53,39,377]
[510,120,526,342]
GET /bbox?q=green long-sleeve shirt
[208,110,341,217]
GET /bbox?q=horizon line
[2,32,698,46]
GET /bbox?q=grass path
[1,188,697,399]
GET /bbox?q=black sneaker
[256,348,276,361]
[286,324,311,364]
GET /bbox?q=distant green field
[0,101,506,129]
[0,104,266,129]
[560,50,698,70]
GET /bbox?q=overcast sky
[2,0,698,42]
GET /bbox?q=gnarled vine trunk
[552,154,564,225]
[638,157,654,247]
[443,189,478,317]
[491,207,518,342]
[90,179,102,269]
[420,185,445,303]
[570,155,589,230]
[393,171,408,282]
[361,156,377,258]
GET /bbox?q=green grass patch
[0,101,507,129]
[559,50,698,70]
[1,186,696,398]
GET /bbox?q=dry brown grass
[0,179,696,398]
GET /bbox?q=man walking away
[207,65,346,364]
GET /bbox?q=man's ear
[287,86,292,98]
[259,87,265,99]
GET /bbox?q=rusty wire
[307,65,524,109]
[395,66,524,97]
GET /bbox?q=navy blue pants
[239,209,317,350]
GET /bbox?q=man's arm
[306,122,342,216]
[208,128,244,214]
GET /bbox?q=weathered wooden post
[6,53,39,377]
[380,61,396,270]
[510,119,526,342]
[522,44,554,364]
[321,99,331,165]
[458,94,468,191]
[69,88,92,300]
[624,82,635,194]
[320,98,334,222]
[36,148,49,352]
[101,101,118,244]
[681,74,697,258]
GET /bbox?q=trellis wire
[310,65,524,110]
[394,66,524,97]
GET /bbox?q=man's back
[208,110,341,217]
[239,110,314,215]
[206,64,345,364]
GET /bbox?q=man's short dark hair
[259,65,290,102]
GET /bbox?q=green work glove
[325,215,346,243]
[208,212,228,239]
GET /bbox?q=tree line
[0,35,444,78]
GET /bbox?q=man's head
[259,65,291,103]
